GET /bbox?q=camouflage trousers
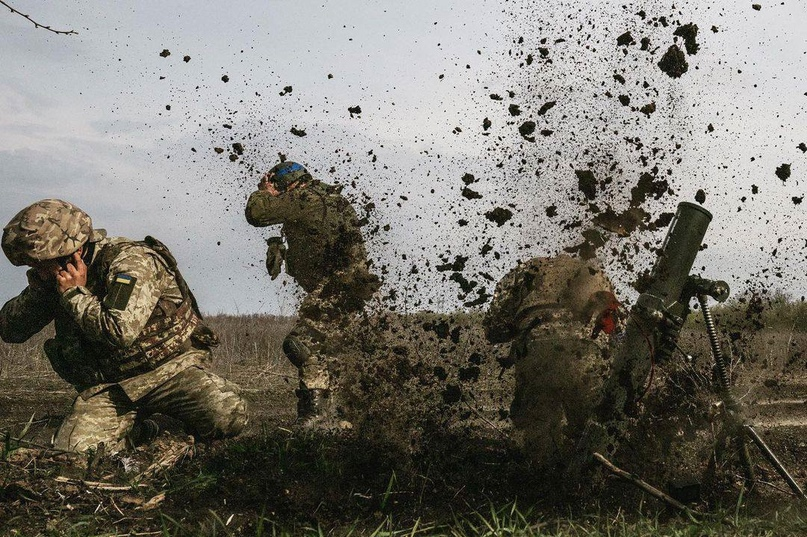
[286,278,371,392]
[509,323,610,467]
[53,361,248,453]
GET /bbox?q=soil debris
[639,102,656,116]
[593,207,648,236]
[657,44,688,78]
[159,49,170,58]
[673,23,700,55]
[630,173,669,206]
[485,207,513,226]
[563,228,606,259]
[616,31,635,47]
[519,120,536,140]
[775,163,791,181]
[575,170,597,200]
[462,187,482,200]
[537,101,556,115]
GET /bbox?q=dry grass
[203,314,296,390]
[1,306,806,536]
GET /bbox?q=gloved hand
[265,236,287,280]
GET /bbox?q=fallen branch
[0,0,77,35]
[54,475,146,491]
[592,452,734,527]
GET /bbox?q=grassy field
[1,302,806,536]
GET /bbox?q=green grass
[139,502,807,537]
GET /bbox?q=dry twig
[53,475,145,491]
[593,452,735,527]
[0,0,77,35]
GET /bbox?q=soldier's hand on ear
[56,251,88,294]
[258,173,281,196]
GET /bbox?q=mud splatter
[593,207,648,237]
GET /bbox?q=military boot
[127,418,160,448]
[295,388,333,430]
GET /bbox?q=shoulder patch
[104,273,138,310]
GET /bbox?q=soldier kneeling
[484,255,621,468]
[0,199,248,453]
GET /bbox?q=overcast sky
[1,0,804,315]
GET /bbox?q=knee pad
[283,335,311,368]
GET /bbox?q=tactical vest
[46,236,218,388]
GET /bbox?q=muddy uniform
[484,255,616,466]
[0,234,248,452]
[245,180,380,392]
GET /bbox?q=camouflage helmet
[2,199,95,266]
[262,161,312,191]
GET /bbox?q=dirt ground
[1,313,806,535]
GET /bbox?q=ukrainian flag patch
[105,273,137,310]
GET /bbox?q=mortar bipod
[697,291,807,501]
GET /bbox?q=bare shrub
[204,314,296,390]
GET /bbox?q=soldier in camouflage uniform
[484,255,620,467]
[245,161,380,427]
[0,199,248,453]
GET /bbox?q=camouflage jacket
[483,255,615,344]
[0,233,204,392]
[245,180,379,296]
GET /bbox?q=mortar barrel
[648,202,712,307]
